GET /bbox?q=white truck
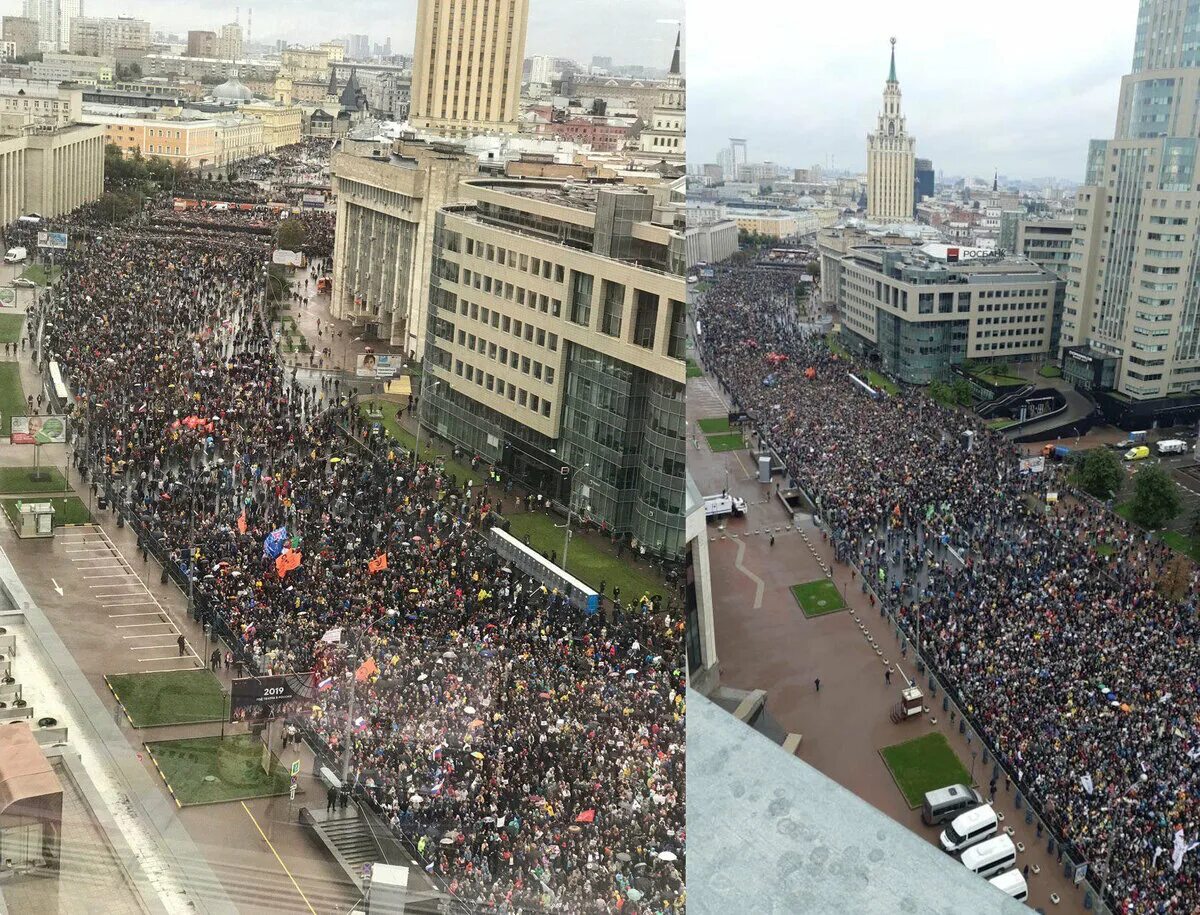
[704,493,747,521]
[1157,439,1189,455]
[3,247,26,264]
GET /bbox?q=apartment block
[69,16,150,57]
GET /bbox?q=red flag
[367,553,388,574]
[574,809,595,824]
[355,657,378,682]
[275,549,302,578]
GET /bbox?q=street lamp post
[561,463,590,571]
[413,379,438,468]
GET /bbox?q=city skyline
[690,0,1136,182]
[78,0,683,66]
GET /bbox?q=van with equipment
[1124,445,1151,461]
[921,784,985,826]
[1157,439,1188,456]
[987,869,1029,901]
[960,835,1017,879]
[939,804,997,854]
[704,493,747,521]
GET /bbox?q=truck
[3,247,26,264]
[1040,444,1071,461]
[1157,439,1188,455]
[1113,430,1149,450]
[704,493,747,521]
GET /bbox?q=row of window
[453,358,553,419]
[454,326,556,385]
[454,293,560,353]
[464,237,566,284]
[461,267,562,316]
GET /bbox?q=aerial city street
[0,0,686,913]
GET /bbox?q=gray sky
[689,0,1137,182]
[82,0,683,67]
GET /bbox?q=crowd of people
[697,264,1200,913]
[35,211,683,913]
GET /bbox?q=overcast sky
[80,0,683,67]
[689,0,1138,182]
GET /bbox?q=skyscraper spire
[888,36,897,83]
[670,30,681,76]
[993,170,998,192]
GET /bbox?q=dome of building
[212,77,254,102]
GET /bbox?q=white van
[704,493,747,521]
[939,804,997,854]
[1157,439,1188,455]
[960,835,1017,879]
[987,869,1028,901]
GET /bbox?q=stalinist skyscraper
[866,38,916,222]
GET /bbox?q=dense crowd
[697,264,1200,913]
[148,198,336,257]
[39,221,684,913]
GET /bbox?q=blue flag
[263,526,287,559]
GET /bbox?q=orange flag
[275,549,303,578]
[367,553,388,574]
[237,510,247,534]
[355,657,378,682]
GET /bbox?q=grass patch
[1159,530,1200,561]
[0,362,25,434]
[357,398,475,483]
[19,264,61,287]
[0,465,65,493]
[1115,502,1135,523]
[504,509,663,602]
[706,432,745,452]
[880,733,973,809]
[987,418,1018,431]
[790,578,846,618]
[1038,364,1063,378]
[697,417,731,434]
[105,670,227,728]
[0,313,24,344]
[867,371,899,396]
[972,370,1027,388]
[144,734,290,806]
[686,359,704,378]
[1,496,90,527]
[826,333,850,358]
[1095,542,1116,558]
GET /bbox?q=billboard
[229,673,312,723]
[356,353,399,379]
[11,415,67,445]
[272,248,304,267]
[1018,456,1046,474]
[36,231,67,251]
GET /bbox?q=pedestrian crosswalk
[58,524,203,673]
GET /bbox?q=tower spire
[669,30,681,76]
[888,36,897,83]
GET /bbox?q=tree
[1161,553,1193,602]
[1129,464,1181,529]
[95,189,144,223]
[1074,448,1124,500]
[275,218,306,252]
[950,378,972,406]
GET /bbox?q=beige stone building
[637,34,685,163]
[84,111,218,169]
[0,79,82,128]
[866,38,915,222]
[0,115,103,222]
[213,115,265,166]
[422,178,686,557]
[68,16,150,57]
[31,52,114,84]
[242,102,302,150]
[217,23,242,62]
[410,0,529,136]
[330,138,479,356]
[2,17,38,58]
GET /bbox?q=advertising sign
[36,231,67,251]
[1018,456,1046,474]
[356,353,399,379]
[272,248,304,267]
[11,415,67,445]
[229,673,308,723]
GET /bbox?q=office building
[686,216,738,267]
[1061,0,1200,421]
[866,38,916,222]
[218,23,242,62]
[637,32,685,163]
[346,34,369,60]
[529,55,554,86]
[84,111,218,168]
[0,78,82,127]
[685,473,719,695]
[31,52,113,84]
[23,0,79,52]
[0,115,104,222]
[422,178,686,558]
[410,0,530,136]
[831,242,1063,384]
[329,138,479,356]
[186,30,217,58]
[3,17,38,58]
[69,16,150,57]
[914,157,934,207]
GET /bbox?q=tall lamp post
[560,463,591,571]
[412,379,438,468]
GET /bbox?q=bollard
[917,660,925,675]
[1037,822,1043,839]
[901,643,907,658]
[1063,859,1071,878]
[1084,891,1094,911]
[1015,792,1023,810]
[982,750,990,767]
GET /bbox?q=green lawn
[986,418,1018,431]
[867,371,899,396]
[686,359,704,378]
[972,370,1027,388]
[697,417,731,434]
[1095,542,1116,558]
[105,670,227,728]
[144,734,290,807]
[706,432,745,452]
[1158,530,1200,561]
[790,579,846,618]
[504,509,663,602]
[0,466,67,493]
[0,362,25,434]
[358,398,475,483]
[1,496,90,527]
[826,334,849,358]
[1038,364,1063,378]
[20,264,62,286]
[880,733,973,809]
[0,313,24,344]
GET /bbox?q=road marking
[102,601,157,608]
[733,538,765,609]
[124,633,179,639]
[85,573,133,579]
[65,547,113,554]
[131,644,181,650]
[241,802,318,915]
[144,665,202,673]
[108,612,163,618]
[139,655,186,661]
[115,622,175,629]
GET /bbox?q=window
[569,271,593,326]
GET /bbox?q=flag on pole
[316,676,334,690]
[319,627,342,644]
[574,809,596,824]
[263,526,287,559]
[355,657,378,682]
[367,553,388,574]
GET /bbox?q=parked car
[12,277,35,288]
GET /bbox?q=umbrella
[657,851,677,862]
[330,457,342,464]
[417,673,428,682]
[626,888,643,901]
[464,706,475,714]
[616,852,632,863]
[471,751,484,759]
[442,650,457,659]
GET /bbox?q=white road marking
[108,612,163,618]
[115,622,175,629]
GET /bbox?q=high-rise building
[410,0,530,136]
[529,55,554,86]
[346,33,369,60]
[3,16,39,58]
[186,30,217,58]
[218,22,242,61]
[421,178,686,558]
[866,38,916,222]
[914,157,934,207]
[68,16,148,57]
[22,0,80,52]
[1061,0,1200,420]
